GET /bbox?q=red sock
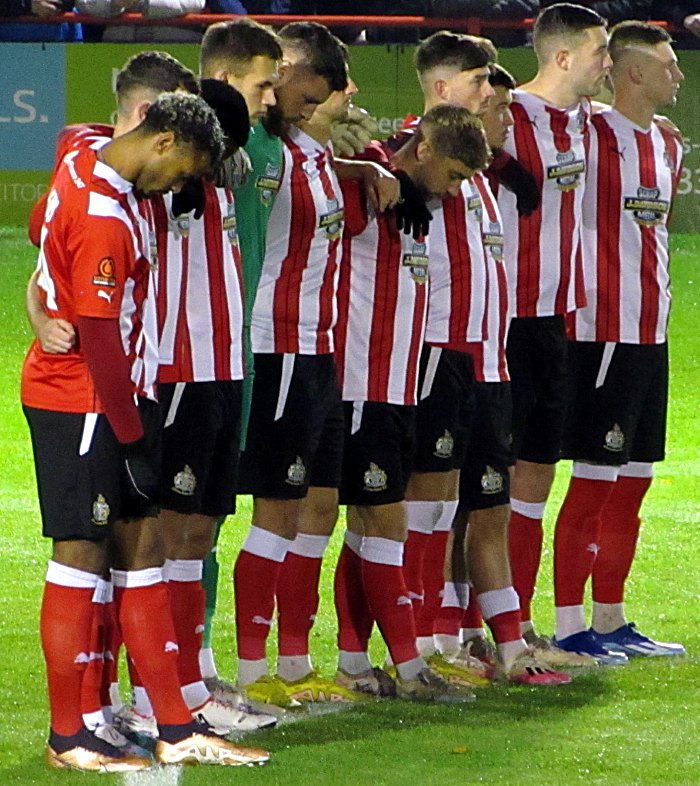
[415,529,449,638]
[234,526,290,661]
[166,561,205,690]
[593,474,652,603]
[461,597,484,630]
[402,529,431,608]
[335,539,374,653]
[80,581,107,721]
[478,588,522,644]
[361,537,419,666]
[102,598,120,709]
[553,475,616,607]
[277,535,328,656]
[114,569,192,726]
[508,506,544,623]
[433,605,463,638]
[41,563,97,736]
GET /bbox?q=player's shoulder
[56,123,114,166]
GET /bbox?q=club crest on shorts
[604,423,625,452]
[481,465,504,495]
[91,494,110,526]
[433,429,454,459]
[285,456,306,486]
[173,464,197,496]
[364,462,388,492]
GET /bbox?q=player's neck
[612,94,654,130]
[520,74,582,110]
[98,136,144,185]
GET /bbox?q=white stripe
[46,560,100,589]
[78,413,98,457]
[572,461,620,482]
[111,567,163,589]
[274,353,295,421]
[595,342,616,388]
[420,346,441,400]
[164,382,186,429]
[351,401,364,435]
[88,192,140,258]
[619,461,654,478]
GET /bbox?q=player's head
[533,3,611,97]
[270,22,349,128]
[200,79,250,156]
[130,92,226,198]
[304,46,357,128]
[415,31,495,115]
[408,104,490,200]
[608,21,683,110]
[200,19,283,122]
[481,64,516,151]
[115,51,198,130]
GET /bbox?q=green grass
[0,226,698,786]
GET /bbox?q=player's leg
[507,316,568,636]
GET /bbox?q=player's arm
[334,159,400,213]
[26,270,76,354]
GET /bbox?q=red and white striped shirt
[465,172,510,383]
[155,183,245,383]
[22,147,158,411]
[501,90,589,317]
[334,179,428,406]
[251,127,343,355]
[425,177,488,348]
[573,109,683,345]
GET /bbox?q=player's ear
[555,47,572,72]
[629,62,644,86]
[134,99,152,124]
[415,138,433,164]
[276,59,293,88]
[154,130,177,155]
[434,79,449,101]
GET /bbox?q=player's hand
[37,316,76,354]
[121,437,160,506]
[331,104,379,157]
[684,13,700,37]
[214,147,252,190]
[31,0,62,16]
[171,178,206,219]
[359,161,400,213]
[393,170,432,240]
[654,114,683,144]
[497,157,541,216]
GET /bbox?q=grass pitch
[0,226,698,786]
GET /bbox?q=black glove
[171,178,206,220]
[497,156,541,217]
[393,170,433,240]
[121,437,160,507]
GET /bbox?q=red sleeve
[488,149,513,175]
[28,191,47,247]
[340,179,368,237]
[69,212,135,320]
[78,316,144,444]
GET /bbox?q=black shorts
[339,401,416,507]
[24,398,161,541]
[458,382,512,512]
[562,341,668,465]
[239,353,342,499]
[413,346,475,473]
[506,315,568,465]
[160,381,242,517]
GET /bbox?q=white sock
[132,686,154,717]
[82,709,105,731]
[434,634,460,657]
[497,639,527,670]
[181,681,210,711]
[416,635,437,657]
[277,654,313,682]
[109,682,123,712]
[396,656,426,681]
[520,620,535,636]
[199,647,217,680]
[555,605,587,640]
[238,658,269,687]
[460,627,486,644]
[592,602,626,634]
[338,650,372,676]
